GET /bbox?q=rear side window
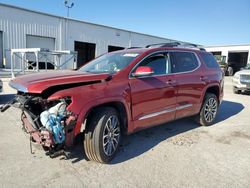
[201,53,220,68]
[171,52,199,73]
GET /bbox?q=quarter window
[171,52,199,73]
[201,53,220,68]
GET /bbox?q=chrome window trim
[138,104,193,121]
[129,50,201,79]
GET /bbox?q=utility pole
[64,0,74,17]
[63,1,74,61]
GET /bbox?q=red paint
[13,70,110,93]
[10,47,224,141]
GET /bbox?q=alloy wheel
[204,98,218,123]
[102,115,121,156]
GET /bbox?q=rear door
[170,51,204,119]
[129,52,177,131]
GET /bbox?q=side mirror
[132,66,154,77]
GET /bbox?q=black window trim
[129,50,201,79]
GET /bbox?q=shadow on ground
[241,91,250,95]
[216,100,244,122]
[68,100,244,164]
[0,94,15,106]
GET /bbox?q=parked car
[232,64,250,94]
[0,43,224,163]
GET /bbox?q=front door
[129,52,177,131]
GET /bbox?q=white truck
[232,64,250,94]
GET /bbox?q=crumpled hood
[9,70,110,94]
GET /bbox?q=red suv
[1,43,224,163]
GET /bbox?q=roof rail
[183,43,198,47]
[145,42,206,51]
[126,47,142,49]
[181,43,206,51]
[199,48,206,51]
[145,42,181,48]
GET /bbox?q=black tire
[83,107,121,163]
[198,93,218,126]
[233,87,241,94]
[227,67,234,76]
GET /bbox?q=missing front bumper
[1,94,77,158]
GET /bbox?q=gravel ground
[0,77,249,188]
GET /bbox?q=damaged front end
[1,93,77,158]
[1,71,112,159]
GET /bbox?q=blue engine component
[40,102,67,144]
[47,114,65,144]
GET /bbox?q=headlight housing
[232,73,240,83]
[234,73,240,79]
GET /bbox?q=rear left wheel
[198,93,218,126]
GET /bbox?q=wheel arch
[205,85,220,101]
[200,84,221,109]
[77,101,129,136]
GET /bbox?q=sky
[0,0,250,46]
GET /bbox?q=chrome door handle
[166,80,177,85]
[200,76,208,81]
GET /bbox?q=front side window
[171,52,199,73]
[135,53,170,76]
[79,52,141,74]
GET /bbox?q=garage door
[26,35,55,50]
[0,31,3,68]
[26,35,55,69]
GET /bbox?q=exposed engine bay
[1,93,77,158]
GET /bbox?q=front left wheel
[84,107,121,163]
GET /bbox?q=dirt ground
[0,77,249,188]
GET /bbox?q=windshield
[79,52,141,74]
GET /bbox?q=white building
[0,3,191,70]
[205,45,250,70]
